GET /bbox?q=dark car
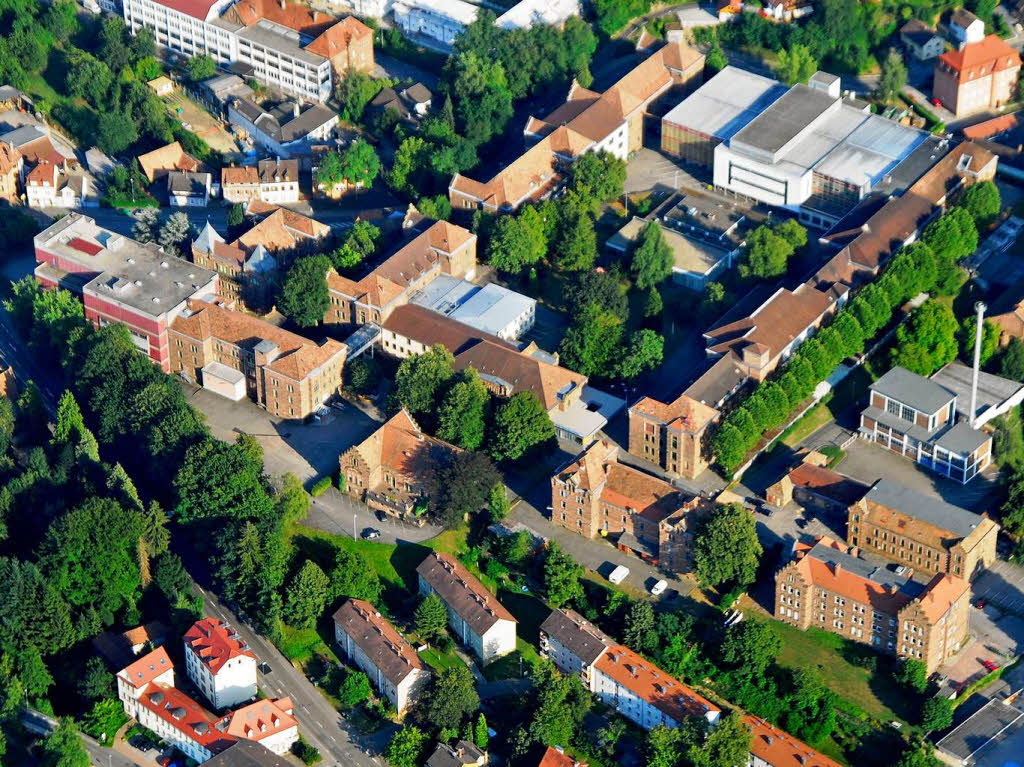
[375,510,388,522]
[361,528,381,540]
[258,661,272,675]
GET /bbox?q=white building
[228,99,339,160]
[353,0,579,33]
[25,161,88,209]
[539,608,721,730]
[332,599,431,714]
[222,158,300,205]
[949,8,986,49]
[417,551,517,664]
[410,275,536,341]
[168,171,213,207]
[393,0,478,47]
[183,618,258,710]
[495,0,579,29]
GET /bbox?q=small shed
[147,76,175,97]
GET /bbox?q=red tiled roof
[120,647,174,688]
[184,618,257,676]
[156,0,225,21]
[538,747,581,767]
[938,35,1021,81]
[963,112,1021,139]
[915,574,970,623]
[745,716,842,767]
[137,683,233,751]
[223,698,297,742]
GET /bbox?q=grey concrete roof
[661,66,786,142]
[931,361,1024,421]
[236,20,324,66]
[934,421,991,457]
[870,366,956,414]
[937,698,1024,762]
[864,479,982,537]
[540,608,610,667]
[730,84,837,156]
[410,275,535,338]
[205,741,293,767]
[806,539,924,597]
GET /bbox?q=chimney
[970,301,986,429]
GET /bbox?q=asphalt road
[21,709,147,767]
[195,584,380,767]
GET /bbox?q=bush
[292,737,322,765]
[311,476,332,497]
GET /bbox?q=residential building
[122,0,372,103]
[900,20,945,60]
[450,40,704,212]
[368,83,433,125]
[190,221,278,308]
[379,304,615,446]
[195,74,255,116]
[765,461,868,515]
[325,219,477,327]
[417,551,517,663]
[168,298,346,419]
[332,598,430,714]
[410,274,536,340]
[933,35,1021,118]
[25,160,88,209]
[233,205,331,257]
[183,618,258,710]
[203,741,294,767]
[228,99,340,160]
[537,747,583,767]
[221,159,299,204]
[93,621,170,669]
[0,125,70,168]
[744,715,842,767]
[775,536,971,673]
[138,141,201,184]
[551,440,710,572]
[628,392,718,480]
[116,647,298,762]
[539,608,721,729]
[859,366,993,484]
[0,141,22,202]
[168,170,212,207]
[948,8,986,48]
[425,741,487,767]
[848,479,999,579]
[339,409,459,520]
[33,214,219,372]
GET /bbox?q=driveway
[973,560,1024,620]
[185,385,380,483]
[304,487,442,544]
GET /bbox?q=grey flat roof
[730,84,837,156]
[937,698,1024,762]
[661,66,786,142]
[806,539,924,596]
[411,275,535,337]
[871,366,956,414]
[934,421,991,456]
[864,479,982,537]
[237,20,324,66]
[932,361,1024,421]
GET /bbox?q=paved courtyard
[973,560,1024,620]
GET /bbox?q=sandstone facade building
[339,409,459,520]
[934,35,1021,118]
[848,479,998,579]
[417,551,517,664]
[551,440,709,572]
[627,392,718,479]
[332,598,430,714]
[0,141,22,202]
[168,299,346,419]
[775,536,970,673]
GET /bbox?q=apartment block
[627,392,718,480]
[848,479,998,579]
[168,299,346,419]
[550,440,709,572]
[183,618,258,710]
[934,35,1021,118]
[745,716,841,767]
[332,599,430,714]
[539,608,720,730]
[339,409,460,521]
[221,158,299,205]
[859,366,992,484]
[33,214,219,373]
[775,536,970,673]
[122,0,372,103]
[325,220,477,327]
[417,551,517,664]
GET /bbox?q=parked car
[650,579,668,596]
[258,661,272,675]
[982,659,1000,672]
[976,598,987,609]
[375,510,389,522]
[608,565,630,585]
[361,528,381,540]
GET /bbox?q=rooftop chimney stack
[970,301,986,429]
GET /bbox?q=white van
[608,565,630,585]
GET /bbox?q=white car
[608,565,630,585]
[650,579,668,596]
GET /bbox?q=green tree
[474,713,489,749]
[543,541,583,608]
[437,368,490,450]
[631,223,674,290]
[774,219,807,250]
[960,181,1001,226]
[878,48,909,102]
[335,70,387,122]
[339,671,372,707]
[284,560,330,629]
[920,695,953,731]
[1002,337,1024,381]
[82,699,127,742]
[554,208,597,271]
[691,711,751,767]
[643,287,663,320]
[276,473,310,524]
[40,719,89,767]
[487,210,546,273]
[414,593,448,643]
[392,344,455,424]
[894,747,942,767]
[96,112,139,155]
[559,303,624,379]
[428,451,502,529]
[618,330,664,379]
[386,726,428,767]
[279,255,330,328]
[707,36,728,73]
[447,51,514,145]
[523,661,591,748]
[566,271,628,321]
[187,54,216,82]
[712,423,747,475]
[153,552,191,605]
[646,724,685,767]
[157,212,192,255]
[891,301,958,376]
[721,621,781,676]
[227,202,245,229]
[623,600,657,654]
[960,316,999,367]
[78,657,114,702]
[693,503,762,588]
[740,225,794,280]
[488,483,510,521]
[895,659,929,694]
[339,139,381,187]
[328,547,383,604]
[568,150,626,205]
[776,43,818,85]
[489,391,555,462]
[346,357,381,394]
[425,664,479,731]
[43,0,79,42]
[173,436,272,523]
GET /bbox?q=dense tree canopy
[693,503,763,588]
[278,255,330,328]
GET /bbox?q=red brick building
[627,392,718,480]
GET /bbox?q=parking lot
[973,560,1024,620]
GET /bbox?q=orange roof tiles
[223,698,297,742]
[347,409,459,481]
[26,161,58,187]
[593,643,719,724]
[137,141,199,183]
[939,34,1021,80]
[0,141,20,176]
[184,618,257,676]
[121,646,174,688]
[306,15,372,59]
[225,0,335,35]
[963,112,1021,140]
[744,716,842,767]
[630,392,718,433]
[787,463,868,505]
[792,537,914,615]
[222,166,259,186]
[914,574,970,623]
[233,208,330,254]
[538,747,582,767]
[137,683,233,752]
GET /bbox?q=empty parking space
[973,560,1024,619]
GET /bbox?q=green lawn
[278,625,335,666]
[482,639,542,682]
[418,645,466,674]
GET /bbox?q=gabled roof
[225,0,335,35]
[787,463,869,506]
[345,408,457,475]
[233,208,330,253]
[870,366,955,414]
[939,34,1021,79]
[745,716,842,767]
[454,338,585,411]
[630,392,718,433]
[222,698,296,742]
[381,304,515,355]
[913,574,970,623]
[184,617,257,676]
[305,15,372,59]
[137,141,200,183]
[0,141,21,175]
[416,551,516,636]
[137,683,233,751]
[540,608,610,667]
[332,599,426,687]
[120,646,174,688]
